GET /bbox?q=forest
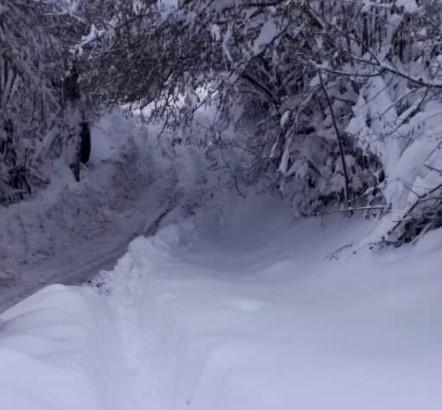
[1,0,441,248]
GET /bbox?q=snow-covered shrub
[349,77,442,246]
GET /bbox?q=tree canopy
[2,0,442,245]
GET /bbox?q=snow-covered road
[0,180,175,313]
[1,195,442,410]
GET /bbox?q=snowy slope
[1,194,442,410]
[0,111,177,311]
[0,111,150,279]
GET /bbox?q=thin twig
[318,71,350,205]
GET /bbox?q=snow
[78,24,105,54]
[0,285,124,410]
[347,74,442,243]
[252,17,280,53]
[210,24,221,41]
[362,0,418,13]
[280,110,290,128]
[396,0,419,13]
[1,193,442,409]
[0,110,176,311]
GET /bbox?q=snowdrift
[0,284,125,410]
[1,195,442,410]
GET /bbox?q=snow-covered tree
[77,0,442,245]
[4,0,442,245]
[0,0,96,203]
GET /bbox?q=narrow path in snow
[99,200,442,410]
[1,196,442,410]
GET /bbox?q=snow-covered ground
[0,111,182,311]
[1,193,442,409]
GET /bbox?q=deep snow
[0,111,182,312]
[1,193,442,410]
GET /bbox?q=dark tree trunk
[80,122,91,164]
[63,63,91,180]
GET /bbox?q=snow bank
[0,284,125,410]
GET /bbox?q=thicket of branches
[0,0,91,203]
[3,0,442,246]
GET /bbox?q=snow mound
[0,284,125,410]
